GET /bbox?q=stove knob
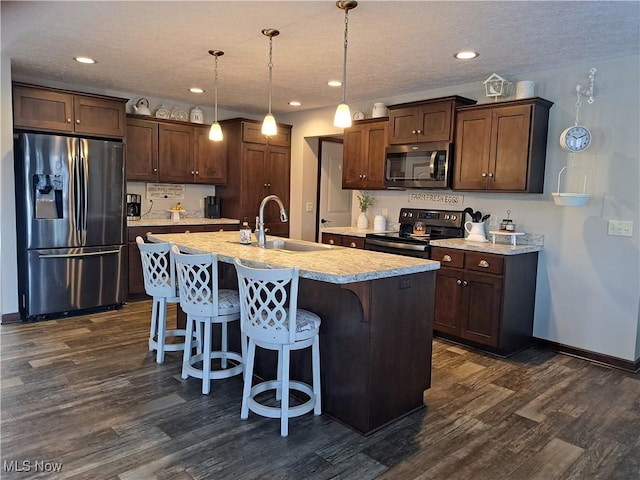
[444,214,449,220]
[451,215,457,221]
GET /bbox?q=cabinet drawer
[322,233,342,246]
[465,251,504,275]
[342,236,365,249]
[205,224,239,232]
[431,247,464,268]
[171,225,206,233]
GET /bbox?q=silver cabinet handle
[328,239,335,245]
[76,119,80,124]
[153,168,158,172]
[463,280,468,286]
[349,242,357,248]
[195,171,199,175]
[412,129,417,134]
[191,170,195,175]
[456,279,462,285]
[488,173,494,178]
[416,129,422,134]
[482,172,487,178]
[478,260,490,268]
[185,230,190,234]
[442,254,452,262]
[67,118,72,123]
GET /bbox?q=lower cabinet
[321,233,365,249]
[431,246,538,356]
[127,224,239,298]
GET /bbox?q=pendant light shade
[261,28,280,136]
[334,1,358,128]
[208,49,224,142]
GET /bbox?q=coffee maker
[204,196,221,218]
[126,194,141,220]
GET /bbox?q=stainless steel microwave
[384,142,452,189]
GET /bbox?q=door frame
[314,136,344,242]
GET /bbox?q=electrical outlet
[608,220,633,237]
[381,208,388,217]
[200,198,205,208]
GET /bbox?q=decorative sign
[408,192,464,206]
[146,183,185,200]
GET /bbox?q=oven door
[364,237,431,259]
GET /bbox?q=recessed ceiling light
[288,101,302,107]
[74,56,96,64]
[328,80,342,87]
[454,51,479,60]
[189,87,205,93]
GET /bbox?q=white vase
[357,212,369,229]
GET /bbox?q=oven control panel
[399,208,464,228]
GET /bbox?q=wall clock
[560,124,592,152]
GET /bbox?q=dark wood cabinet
[453,97,553,192]
[342,118,388,190]
[387,96,476,144]
[321,233,365,249]
[13,83,126,138]
[218,119,292,237]
[125,115,227,184]
[431,246,538,356]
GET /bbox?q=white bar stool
[171,246,245,395]
[137,237,196,364]
[234,258,321,437]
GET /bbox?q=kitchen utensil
[481,214,491,222]
[464,221,488,243]
[133,98,150,115]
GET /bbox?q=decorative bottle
[240,221,252,244]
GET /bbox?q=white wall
[281,55,640,362]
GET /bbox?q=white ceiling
[2,1,639,115]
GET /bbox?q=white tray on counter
[488,230,525,246]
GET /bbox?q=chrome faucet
[256,194,288,248]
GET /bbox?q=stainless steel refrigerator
[14,132,127,320]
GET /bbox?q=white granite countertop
[430,238,541,255]
[127,217,239,227]
[320,226,396,238]
[147,231,440,284]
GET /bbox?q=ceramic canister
[372,102,388,118]
[515,81,535,99]
[189,106,204,124]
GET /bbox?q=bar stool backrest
[234,258,299,345]
[136,237,177,299]
[171,246,223,318]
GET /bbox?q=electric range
[364,208,465,259]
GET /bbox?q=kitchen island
[148,231,440,435]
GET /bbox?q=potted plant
[356,191,375,229]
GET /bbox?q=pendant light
[334,1,358,128]
[261,28,279,136]
[208,49,224,141]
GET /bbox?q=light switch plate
[305,202,313,212]
[607,220,633,237]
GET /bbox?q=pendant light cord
[268,35,274,115]
[214,54,219,122]
[341,8,349,104]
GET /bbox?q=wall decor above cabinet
[13,83,127,139]
[453,97,553,193]
[387,96,476,144]
[125,114,227,185]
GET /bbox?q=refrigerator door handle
[80,152,88,238]
[39,249,120,259]
[72,154,81,231]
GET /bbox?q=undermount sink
[255,239,336,253]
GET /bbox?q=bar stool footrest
[247,380,316,419]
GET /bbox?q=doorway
[315,138,351,242]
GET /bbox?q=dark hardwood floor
[1,300,639,479]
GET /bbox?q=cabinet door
[460,271,502,347]
[490,105,532,191]
[388,106,419,144]
[158,123,194,183]
[453,109,492,190]
[363,121,388,189]
[433,267,464,336]
[74,96,125,138]
[12,85,74,133]
[264,145,291,236]
[193,125,227,184]
[126,118,159,181]
[342,127,365,188]
[241,143,269,222]
[418,102,453,142]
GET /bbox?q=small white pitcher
[464,221,488,243]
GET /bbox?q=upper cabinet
[13,83,127,138]
[125,115,227,185]
[453,97,553,192]
[342,118,388,190]
[217,119,292,237]
[387,96,476,144]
